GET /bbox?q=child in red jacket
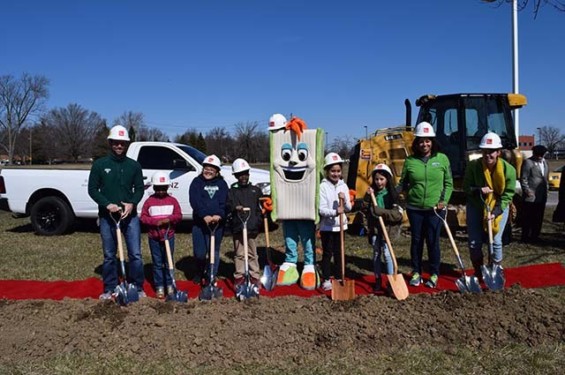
[140,172,182,299]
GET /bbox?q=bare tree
[31,120,64,164]
[42,103,105,162]
[483,0,565,18]
[0,73,49,163]
[206,127,233,161]
[329,134,356,159]
[233,121,268,163]
[539,125,565,155]
[114,111,145,141]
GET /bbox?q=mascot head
[269,115,324,222]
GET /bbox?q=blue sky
[2,0,563,144]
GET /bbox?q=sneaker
[166,286,175,296]
[138,291,147,298]
[99,291,114,300]
[425,274,438,288]
[409,273,422,287]
[322,279,332,291]
[155,287,165,299]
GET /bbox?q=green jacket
[399,152,453,209]
[463,158,516,212]
[88,153,144,217]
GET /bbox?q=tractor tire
[30,196,74,236]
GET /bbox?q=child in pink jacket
[140,172,182,299]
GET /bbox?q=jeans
[407,208,444,276]
[148,236,175,288]
[371,234,393,278]
[467,203,509,265]
[192,223,224,279]
[100,215,144,293]
[282,220,316,265]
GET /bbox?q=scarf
[482,158,506,234]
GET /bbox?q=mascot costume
[268,113,324,290]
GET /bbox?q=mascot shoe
[300,264,320,290]
[276,262,299,286]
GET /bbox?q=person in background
[226,158,263,296]
[363,163,403,293]
[398,121,453,288]
[318,152,352,291]
[463,132,516,280]
[189,155,229,287]
[88,125,145,300]
[140,172,182,299]
[520,145,549,243]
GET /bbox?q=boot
[472,261,483,283]
[373,276,382,293]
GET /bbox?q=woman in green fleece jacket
[398,122,453,288]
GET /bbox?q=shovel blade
[481,264,505,291]
[387,273,409,300]
[166,290,188,303]
[455,276,482,294]
[260,265,278,291]
[114,282,138,306]
[236,283,260,301]
[199,284,223,301]
[331,279,356,301]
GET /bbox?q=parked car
[549,165,564,190]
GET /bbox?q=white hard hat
[268,113,287,131]
[479,132,503,149]
[372,163,393,178]
[107,125,130,141]
[151,171,170,186]
[323,152,343,168]
[414,121,436,138]
[232,158,250,174]
[203,154,221,169]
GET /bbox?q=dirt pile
[0,285,563,368]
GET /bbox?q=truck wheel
[30,196,74,236]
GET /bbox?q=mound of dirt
[0,285,563,369]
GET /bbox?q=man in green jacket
[88,125,145,300]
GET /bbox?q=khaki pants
[232,232,260,280]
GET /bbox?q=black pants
[521,201,546,241]
[320,231,342,280]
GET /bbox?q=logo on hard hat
[159,177,165,183]
[487,139,493,144]
[119,130,125,136]
[423,128,429,133]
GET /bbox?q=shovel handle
[339,197,346,280]
[370,191,399,275]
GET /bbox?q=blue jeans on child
[148,236,175,288]
[406,208,444,276]
[466,203,509,265]
[371,234,393,277]
[192,223,224,278]
[99,215,144,293]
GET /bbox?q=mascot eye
[281,149,292,161]
[298,149,308,161]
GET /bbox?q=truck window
[137,146,182,170]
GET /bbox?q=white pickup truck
[0,141,271,235]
